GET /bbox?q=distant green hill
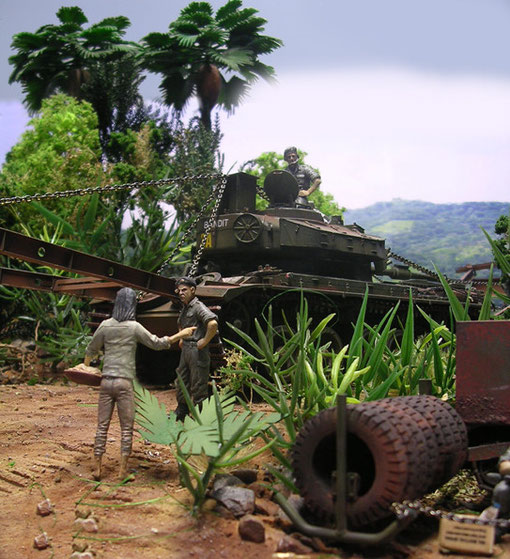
[343,200,509,277]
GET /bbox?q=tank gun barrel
[381,266,434,282]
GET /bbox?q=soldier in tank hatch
[173,277,219,421]
[283,146,321,206]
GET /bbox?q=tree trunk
[196,64,221,129]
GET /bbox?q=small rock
[238,515,265,543]
[36,499,53,517]
[232,468,258,484]
[213,486,255,517]
[254,497,280,517]
[74,517,98,533]
[70,552,94,559]
[277,494,305,529]
[203,498,217,511]
[33,532,50,550]
[276,534,313,555]
[54,474,62,483]
[72,541,89,552]
[212,473,244,494]
[247,481,269,499]
[75,507,91,519]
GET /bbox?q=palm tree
[9,6,139,114]
[141,0,282,129]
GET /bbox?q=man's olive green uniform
[176,297,217,408]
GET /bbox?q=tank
[135,172,482,383]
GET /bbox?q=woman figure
[84,287,195,480]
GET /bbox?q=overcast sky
[1,0,510,209]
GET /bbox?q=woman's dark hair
[112,287,137,322]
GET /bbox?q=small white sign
[439,517,495,556]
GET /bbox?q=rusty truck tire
[374,398,439,496]
[399,395,468,484]
[292,403,413,528]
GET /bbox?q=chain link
[388,249,489,287]
[188,174,229,277]
[154,177,227,277]
[391,500,510,529]
[256,185,270,203]
[0,174,225,207]
[388,250,445,281]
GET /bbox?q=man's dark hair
[176,276,197,288]
[112,287,137,322]
[284,146,298,159]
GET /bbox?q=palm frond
[134,381,181,445]
[210,47,253,71]
[93,16,131,33]
[216,0,243,24]
[57,6,88,26]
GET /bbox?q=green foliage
[9,6,138,115]
[134,379,279,515]
[240,150,344,216]
[224,293,371,440]
[0,225,92,363]
[0,95,103,232]
[141,0,282,128]
[345,200,509,277]
[490,215,510,307]
[166,117,224,221]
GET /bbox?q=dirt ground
[1,382,509,559]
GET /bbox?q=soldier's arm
[197,319,218,350]
[299,177,321,197]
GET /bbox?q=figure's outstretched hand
[180,326,197,339]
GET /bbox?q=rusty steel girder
[456,320,510,426]
[0,267,123,301]
[0,227,177,300]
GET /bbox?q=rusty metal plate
[456,321,510,426]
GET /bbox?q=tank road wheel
[233,214,261,244]
[221,299,252,339]
[397,396,469,486]
[292,404,413,528]
[321,327,343,353]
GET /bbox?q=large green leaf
[433,264,469,321]
[134,381,181,445]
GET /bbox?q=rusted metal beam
[0,268,120,300]
[0,227,177,300]
[468,442,510,462]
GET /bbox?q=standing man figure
[283,146,321,205]
[84,287,196,481]
[174,277,218,421]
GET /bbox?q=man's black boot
[174,405,188,422]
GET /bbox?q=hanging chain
[391,499,510,529]
[256,185,270,203]
[155,176,227,276]
[188,174,229,277]
[0,174,225,207]
[388,249,444,281]
[388,249,493,288]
